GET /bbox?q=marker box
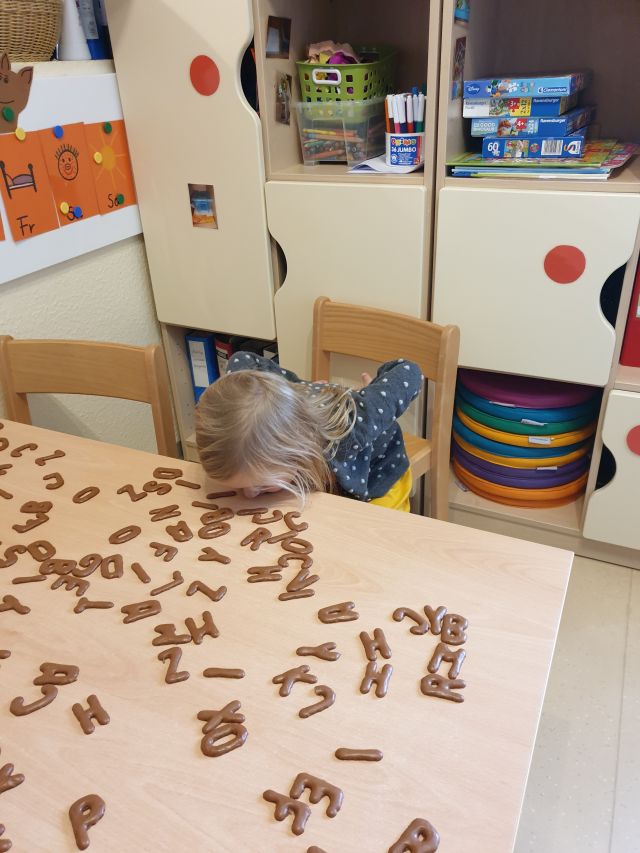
[385,132,425,167]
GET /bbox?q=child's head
[196,370,356,502]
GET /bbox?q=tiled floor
[514,556,640,853]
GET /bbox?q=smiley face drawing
[56,143,80,181]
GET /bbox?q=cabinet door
[266,181,428,377]
[433,188,640,385]
[105,0,275,338]
[583,390,640,550]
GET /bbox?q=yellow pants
[370,468,412,512]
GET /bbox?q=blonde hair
[196,370,356,502]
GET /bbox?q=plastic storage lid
[458,368,598,408]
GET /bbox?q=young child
[195,351,423,511]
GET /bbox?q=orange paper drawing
[84,120,137,215]
[0,130,59,241]
[38,123,100,226]
[0,213,5,241]
[0,52,33,134]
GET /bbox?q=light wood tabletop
[0,420,573,852]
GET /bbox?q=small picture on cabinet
[455,0,471,24]
[275,72,292,125]
[451,36,467,99]
[188,183,217,229]
[266,16,291,59]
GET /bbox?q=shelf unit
[106,0,640,562]
[432,0,640,565]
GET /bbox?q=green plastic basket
[297,45,396,102]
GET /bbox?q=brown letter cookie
[289,772,343,818]
[296,643,340,662]
[359,628,392,661]
[149,542,178,562]
[247,564,282,583]
[427,642,466,679]
[198,700,247,757]
[72,487,100,504]
[420,673,465,703]
[0,595,29,615]
[108,525,141,545]
[34,449,65,466]
[34,662,79,686]
[121,600,162,624]
[157,647,189,684]
[360,661,393,698]
[10,685,57,716]
[185,611,219,643]
[388,817,440,853]
[43,472,64,490]
[441,613,468,646]
[263,790,310,836]
[68,793,105,850]
[100,555,124,579]
[392,607,429,635]
[71,695,110,734]
[273,665,317,697]
[186,580,226,602]
[335,748,382,762]
[240,527,272,550]
[150,571,184,596]
[298,685,335,719]
[149,504,181,522]
[318,601,359,624]
[198,547,230,563]
[165,520,193,542]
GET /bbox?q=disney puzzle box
[463,72,589,99]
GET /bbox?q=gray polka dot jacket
[228,352,423,501]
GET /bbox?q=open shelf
[449,468,584,537]
[437,0,640,191]
[615,363,640,392]
[270,163,425,186]
[444,153,640,194]
[254,0,438,185]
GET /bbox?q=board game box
[464,72,589,99]
[463,94,579,118]
[471,105,595,137]
[462,92,578,118]
[481,130,587,159]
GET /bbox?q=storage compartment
[295,99,386,166]
[583,390,640,549]
[432,186,640,385]
[266,180,428,378]
[437,0,640,191]
[253,0,439,184]
[106,0,276,338]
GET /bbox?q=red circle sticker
[626,425,640,456]
[190,55,220,96]
[543,245,586,284]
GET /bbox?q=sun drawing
[88,121,135,205]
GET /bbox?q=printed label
[188,341,210,387]
[528,435,552,445]
[521,418,547,426]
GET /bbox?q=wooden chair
[0,336,177,458]
[312,297,460,520]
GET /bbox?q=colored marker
[406,94,414,132]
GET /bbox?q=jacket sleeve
[350,359,423,443]
[227,351,302,383]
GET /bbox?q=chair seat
[405,433,431,479]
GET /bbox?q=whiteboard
[0,71,142,285]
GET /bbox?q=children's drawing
[275,72,292,125]
[84,119,137,215]
[0,52,33,133]
[451,37,467,100]
[39,123,100,225]
[0,131,59,240]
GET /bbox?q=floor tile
[514,556,632,853]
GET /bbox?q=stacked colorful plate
[452,369,601,507]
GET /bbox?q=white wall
[0,235,163,453]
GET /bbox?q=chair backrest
[0,336,177,458]
[312,297,460,513]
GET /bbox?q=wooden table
[0,420,572,852]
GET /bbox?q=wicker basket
[0,0,63,62]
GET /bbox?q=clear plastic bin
[295,99,386,166]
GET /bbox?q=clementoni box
[481,130,587,159]
[471,105,595,137]
[463,94,579,117]
[464,72,589,99]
